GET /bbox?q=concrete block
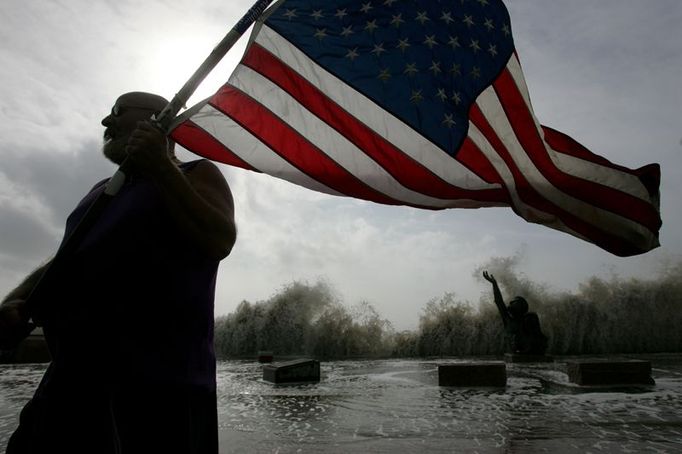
[438,362,506,387]
[566,360,655,386]
[263,359,320,384]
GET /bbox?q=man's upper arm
[186,160,235,218]
[185,160,237,257]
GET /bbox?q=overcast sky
[1,0,680,330]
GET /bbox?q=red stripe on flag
[171,120,257,171]
[493,69,660,232]
[456,137,507,187]
[209,85,406,206]
[542,126,634,172]
[241,44,507,204]
[543,126,661,201]
[469,103,644,256]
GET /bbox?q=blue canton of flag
[266,0,514,156]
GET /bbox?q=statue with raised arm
[483,271,548,355]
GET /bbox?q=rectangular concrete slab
[263,359,321,384]
[566,360,654,386]
[438,362,507,387]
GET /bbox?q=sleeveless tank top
[45,160,218,390]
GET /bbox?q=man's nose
[101,114,113,127]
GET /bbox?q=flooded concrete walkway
[2,354,681,452]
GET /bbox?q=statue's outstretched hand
[482,271,496,284]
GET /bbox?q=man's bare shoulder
[183,159,234,209]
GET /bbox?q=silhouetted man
[482,271,548,355]
[0,92,236,453]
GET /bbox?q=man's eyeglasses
[111,104,162,117]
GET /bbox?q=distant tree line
[214,257,682,358]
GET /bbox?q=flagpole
[154,0,276,131]
[26,0,276,324]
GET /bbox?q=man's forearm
[2,260,51,304]
[0,261,51,345]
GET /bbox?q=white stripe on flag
[548,150,652,203]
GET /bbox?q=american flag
[170,0,661,257]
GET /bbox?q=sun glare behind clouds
[140,24,251,115]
